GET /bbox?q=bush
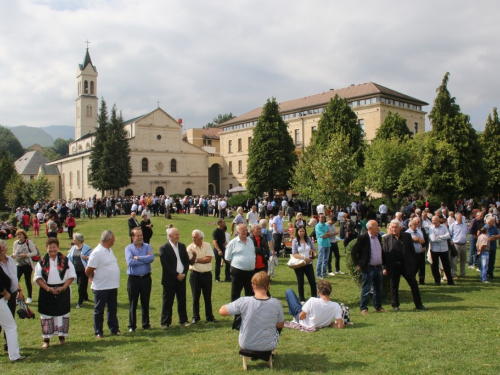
[10,216,18,227]
[0,212,10,221]
[227,194,251,209]
[345,238,390,295]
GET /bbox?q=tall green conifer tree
[246,98,297,198]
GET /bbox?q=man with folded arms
[125,228,154,332]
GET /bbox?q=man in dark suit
[128,212,140,237]
[351,220,385,315]
[159,227,196,328]
[383,220,427,312]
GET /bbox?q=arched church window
[86,143,90,149]
[84,80,89,94]
[142,158,149,172]
[171,159,177,172]
[78,145,83,151]
[90,81,95,95]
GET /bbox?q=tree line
[246,73,499,211]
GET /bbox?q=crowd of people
[1,193,499,365]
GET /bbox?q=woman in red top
[32,216,40,238]
[249,224,270,274]
[66,213,76,239]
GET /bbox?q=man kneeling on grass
[285,280,344,329]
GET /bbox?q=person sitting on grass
[219,272,284,363]
[285,280,344,329]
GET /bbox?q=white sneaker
[26,298,32,303]
[300,301,305,306]
[476,268,480,272]
[317,276,323,280]
[483,281,490,284]
[336,271,345,275]
[328,272,335,276]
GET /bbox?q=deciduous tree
[0,125,24,159]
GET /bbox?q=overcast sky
[1,0,499,133]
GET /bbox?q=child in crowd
[288,222,294,236]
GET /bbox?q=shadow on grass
[274,353,366,372]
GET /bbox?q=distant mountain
[43,125,74,141]
[8,126,54,148]
[4,125,74,148]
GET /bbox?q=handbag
[26,240,41,262]
[17,297,36,320]
[287,255,306,269]
[447,239,458,257]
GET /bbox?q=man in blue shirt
[315,213,332,279]
[484,217,500,279]
[125,228,155,332]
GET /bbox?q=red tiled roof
[220,82,428,126]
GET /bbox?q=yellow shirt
[187,241,213,273]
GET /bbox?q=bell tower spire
[75,41,98,140]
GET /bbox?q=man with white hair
[429,216,455,286]
[384,220,427,311]
[187,229,216,324]
[159,228,196,328]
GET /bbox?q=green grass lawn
[4,213,500,374]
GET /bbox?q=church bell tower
[75,45,98,140]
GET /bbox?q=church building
[47,49,223,199]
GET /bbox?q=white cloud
[0,0,499,132]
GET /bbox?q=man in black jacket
[383,220,427,312]
[351,220,385,315]
[159,228,196,328]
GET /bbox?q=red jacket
[66,217,76,228]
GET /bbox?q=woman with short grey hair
[68,233,92,308]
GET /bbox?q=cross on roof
[85,39,91,50]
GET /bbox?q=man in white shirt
[285,280,344,329]
[86,198,94,219]
[219,199,227,219]
[246,205,259,226]
[86,230,121,338]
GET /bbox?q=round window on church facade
[157,135,161,140]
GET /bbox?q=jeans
[360,266,383,311]
[293,264,317,301]
[469,237,479,267]
[316,246,328,277]
[93,288,119,336]
[480,251,490,282]
[487,248,496,278]
[285,289,303,322]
